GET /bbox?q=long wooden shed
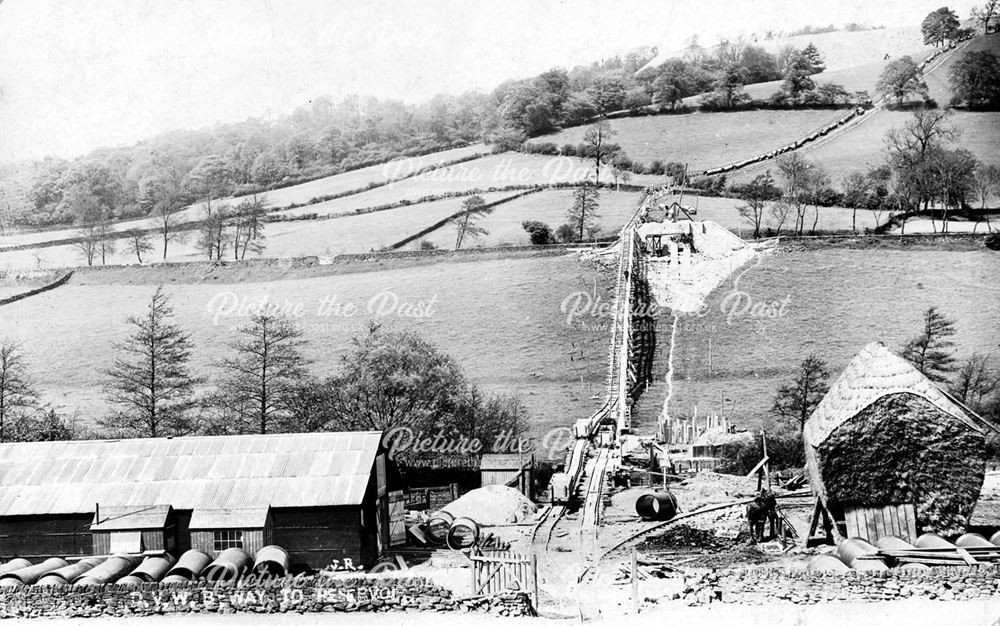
[0,431,400,571]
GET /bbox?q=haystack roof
[804,342,980,448]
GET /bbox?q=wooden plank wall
[844,504,917,543]
[471,550,537,606]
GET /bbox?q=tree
[973,163,1000,209]
[949,50,1000,108]
[521,220,553,245]
[96,221,116,265]
[567,185,600,242]
[885,109,959,211]
[198,204,231,260]
[950,353,1000,413]
[842,166,891,232]
[453,195,493,249]
[143,174,184,260]
[209,312,310,435]
[0,340,41,442]
[323,324,466,432]
[771,355,830,432]
[581,120,619,186]
[704,63,751,109]
[775,153,826,235]
[901,307,958,383]
[971,0,999,34]
[780,44,826,101]
[876,56,929,105]
[231,194,268,260]
[731,172,781,238]
[927,147,978,229]
[922,7,961,46]
[75,224,99,266]
[124,228,154,263]
[102,287,199,437]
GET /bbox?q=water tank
[635,491,678,521]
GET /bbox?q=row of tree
[0,289,527,446]
[729,109,1000,238]
[771,307,1000,436]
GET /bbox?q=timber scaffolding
[555,188,663,503]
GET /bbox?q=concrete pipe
[202,548,252,582]
[164,550,213,581]
[956,533,994,548]
[446,517,480,550]
[635,492,678,521]
[73,555,142,586]
[160,574,190,585]
[874,535,916,551]
[807,554,850,572]
[837,538,887,570]
[115,575,145,587]
[0,559,31,576]
[900,562,931,571]
[426,511,455,545]
[0,558,69,586]
[253,545,290,577]
[989,530,1000,546]
[914,533,955,549]
[128,554,177,583]
[36,557,106,586]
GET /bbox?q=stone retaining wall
[677,565,1000,606]
[0,575,533,618]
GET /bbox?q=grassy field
[418,188,645,248]
[531,109,848,171]
[0,145,491,249]
[0,253,613,447]
[728,110,1000,185]
[662,247,1000,433]
[0,192,520,269]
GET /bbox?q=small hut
[804,342,991,542]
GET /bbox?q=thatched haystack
[804,342,987,536]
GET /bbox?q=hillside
[663,246,1000,434]
[0,252,614,445]
[529,109,847,170]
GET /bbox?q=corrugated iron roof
[92,505,171,531]
[0,431,382,516]
[189,507,270,529]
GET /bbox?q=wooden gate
[843,503,918,543]
[470,549,537,606]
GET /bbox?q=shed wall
[0,514,92,559]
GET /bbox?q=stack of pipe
[117,554,177,586]
[836,538,888,570]
[37,558,106,586]
[202,548,252,582]
[0,558,69,587]
[162,550,212,584]
[73,555,142,586]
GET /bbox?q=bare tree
[0,340,41,442]
[567,185,600,242]
[971,0,999,34]
[950,353,1000,412]
[232,193,268,260]
[581,120,620,186]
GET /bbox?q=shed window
[213,530,244,551]
[110,531,143,553]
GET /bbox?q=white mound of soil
[441,485,537,525]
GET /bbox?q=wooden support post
[631,547,639,614]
